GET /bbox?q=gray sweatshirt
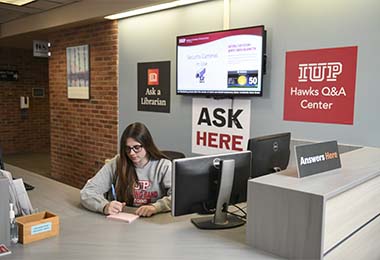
[80,155,172,214]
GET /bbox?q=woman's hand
[135,205,157,217]
[104,201,126,215]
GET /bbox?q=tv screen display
[176,25,266,96]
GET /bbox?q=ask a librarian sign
[138,61,170,113]
[283,46,358,125]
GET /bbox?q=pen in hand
[105,183,125,215]
[111,183,117,201]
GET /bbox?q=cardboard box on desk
[16,211,59,244]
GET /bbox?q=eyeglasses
[126,145,143,153]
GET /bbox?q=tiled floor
[3,152,51,177]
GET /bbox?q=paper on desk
[0,244,12,257]
[13,178,34,215]
[106,212,139,223]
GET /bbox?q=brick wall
[0,48,49,154]
[49,21,118,188]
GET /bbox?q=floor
[2,151,51,177]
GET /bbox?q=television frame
[176,25,267,97]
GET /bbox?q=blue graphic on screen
[227,70,258,88]
[196,68,206,83]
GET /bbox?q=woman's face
[126,137,148,167]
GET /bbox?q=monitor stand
[191,159,245,229]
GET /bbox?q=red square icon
[147,68,159,85]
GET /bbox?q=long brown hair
[115,122,167,205]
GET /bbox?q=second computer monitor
[247,132,291,178]
[172,151,251,229]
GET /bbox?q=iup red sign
[283,46,358,125]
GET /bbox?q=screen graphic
[177,26,265,96]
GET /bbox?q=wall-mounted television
[176,25,266,96]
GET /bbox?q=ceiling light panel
[105,0,208,20]
[0,0,35,6]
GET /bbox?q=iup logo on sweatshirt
[133,180,158,206]
[135,180,151,190]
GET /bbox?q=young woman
[80,122,171,217]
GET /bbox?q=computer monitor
[172,151,251,230]
[247,132,291,178]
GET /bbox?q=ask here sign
[283,46,358,125]
[192,98,251,155]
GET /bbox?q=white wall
[119,0,380,155]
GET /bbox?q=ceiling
[0,0,174,48]
[0,0,79,24]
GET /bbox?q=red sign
[283,46,358,125]
[147,68,159,85]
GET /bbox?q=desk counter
[246,147,380,260]
[5,164,278,260]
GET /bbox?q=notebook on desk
[106,212,139,223]
[0,244,11,257]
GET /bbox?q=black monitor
[172,151,251,230]
[247,132,291,178]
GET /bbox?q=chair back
[161,150,185,161]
